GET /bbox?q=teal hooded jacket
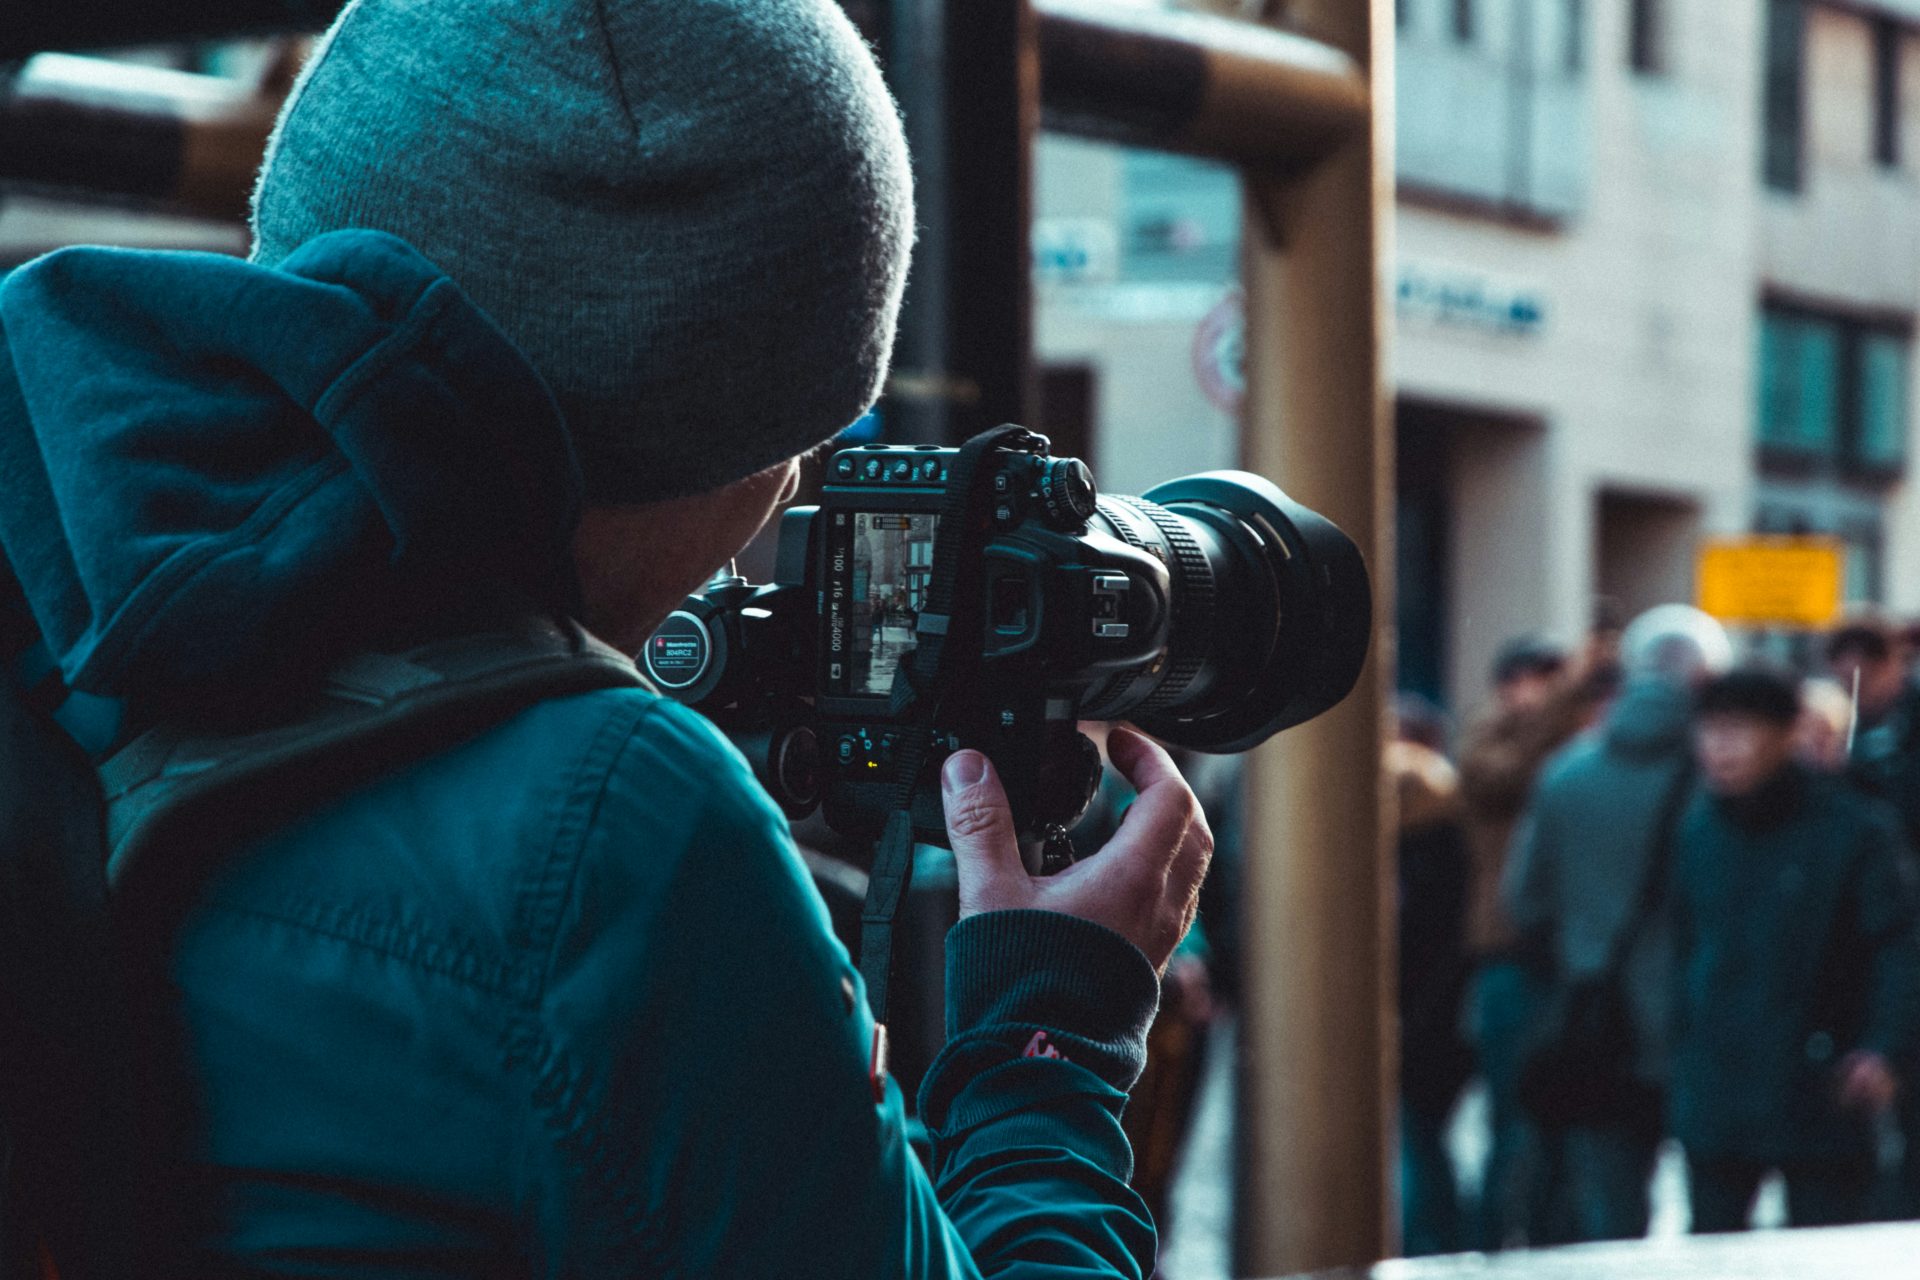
[0,230,1159,1278]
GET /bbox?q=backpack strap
[1598,756,1697,982]
[101,614,646,892]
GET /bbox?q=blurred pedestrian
[1502,604,1731,1242]
[1393,697,1474,1256]
[1796,676,1855,774]
[1828,617,1920,844]
[1458,635,1604,1248]
[1827,616,1920,1217]
[1671,668,1920,1232]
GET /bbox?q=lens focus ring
[1103,495,1215,714]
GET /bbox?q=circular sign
[643,610,712,689]
[1191,287,1245,415]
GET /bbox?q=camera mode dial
[1038,457,1097,529]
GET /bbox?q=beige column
[1236,0,1395,1273]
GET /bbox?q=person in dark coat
[1671,668,1920,1233]
[1828,617,1920,1217]
[1502,604,1730,1243]
[1457,637,1602,1249]
[1393,720,1474,1256]
[1829,619,1920,848]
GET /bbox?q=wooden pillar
[1235,0,1395,1273]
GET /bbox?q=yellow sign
[1695,536,1846,628]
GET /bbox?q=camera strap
[857,424,1047,1026]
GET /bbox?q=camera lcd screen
[824,510,940,699]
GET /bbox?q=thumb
[941,750,1026,914]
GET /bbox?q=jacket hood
[1603,675,1694,758]
[0,230,582,701]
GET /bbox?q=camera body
[645,432,1370,860]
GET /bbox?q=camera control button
[1094,622,1132,640]
[833,455,857,480]
[1039,458,1098,528]
[837,734,860,766]
[918,460,944,482]
[861,457,884,481]
[887,458,914,482]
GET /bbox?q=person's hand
[941,726,1213,973]
[1837,1051,1900,1114]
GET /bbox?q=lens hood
[1131,471,1371,753]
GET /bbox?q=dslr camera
[644,427,1369,870]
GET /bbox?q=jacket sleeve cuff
[918,910,1159,1129]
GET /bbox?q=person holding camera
[0,2,1215,1274]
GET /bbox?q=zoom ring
[1105,496,1215,715]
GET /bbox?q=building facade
[1395,0,1920,708]
[1035,0,1920,712]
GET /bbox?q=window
[1629,0,1664,73]
[1564,0,1586,73]
[1758,305,1912,475]
[1453,0,1473,43]
[1857,332,1910,469]
[1757,310,1839,456]
[1763,0,1806,191]
[1874,18,1902,170]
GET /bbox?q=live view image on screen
[850,512,939,697]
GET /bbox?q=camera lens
[1082,471,1370,753]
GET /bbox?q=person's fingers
[1102,727,1198,876]
[1105,725,1182,792]
[942,750,1026,913]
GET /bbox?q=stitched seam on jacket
[504,698,668,1265]
[507,1022,664,1265]
[312,280,457,426]
[514,695,659,1001]
[203,896,533,996]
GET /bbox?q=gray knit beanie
[252,0,913,502]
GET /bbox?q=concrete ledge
[1279,1223,1920,1280]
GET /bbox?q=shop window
[1763,0,1806,191]
[1843,523,1886,602]
[1753,502,1886,608]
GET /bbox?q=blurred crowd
[1394,607,1920,1252]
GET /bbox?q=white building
[1038,0,1920,712]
